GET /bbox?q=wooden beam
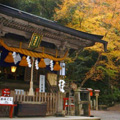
[1,25,80,49]
[2,38,66,56]
[0,14,93,49]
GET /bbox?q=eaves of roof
[0,4,108,51]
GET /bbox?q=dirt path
[91,110,120,120]
[107,104,120,111]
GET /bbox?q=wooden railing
[9,90,64,115]
[0,90,64,115]
[10,91,56,115]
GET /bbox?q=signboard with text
[0,97,13,104]
[28,33,42,49]
[39,75,45,92]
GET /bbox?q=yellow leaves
[65,57,73,63]
[86,43,104,52]
[54,0,120,82]
[99,60,106,65]
[111,50,120,60]
[101,52,118,70]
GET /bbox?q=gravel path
[91,110,120,120]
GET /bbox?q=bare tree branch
[72,48,83,61]
[79,52,102,88]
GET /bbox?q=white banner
[39,75,45,92]
[60,63,65,76]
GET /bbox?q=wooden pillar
[74,88,80,116]
[55,71,65,116]
[55,92,65,116]
[28,57,35,96]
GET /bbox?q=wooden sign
[47,73,57,86]
[39,75,45,92]
[28,33,42,49]
[0,97,13,104]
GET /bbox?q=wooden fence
[0,90,64,116]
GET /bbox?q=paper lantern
[11,66,17,73]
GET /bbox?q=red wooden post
[9,106,14,118]
[0,104,17,118]
[63,98,74,110]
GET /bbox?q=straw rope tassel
[53,61,61,71]
[4,52,14,63]
[0,40,68,61]
[19,56,28,66]
[53,49,61,71]
[38,47,46,68]
[38,58,46,68]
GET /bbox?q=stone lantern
[94,90,100,110]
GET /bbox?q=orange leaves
[91,69,104,81]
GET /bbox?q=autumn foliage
[54,0,120,87]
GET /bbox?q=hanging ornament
[12,52,21,64]
[53,62,61,71]
[12,52,16,59]
[14,54,21,64]
[4,52,14,63]
[38,58,46,68]
[26,56,32,68]
[58,79,65,93]
[38,47,46,68]
[44,58,50,65]
[19,56,28,66]
[60,63,65,76]
[50,60,53,71]
[53,49,61,71]
[35,59,39,70]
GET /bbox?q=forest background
[0,0,120,106]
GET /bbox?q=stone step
[0,116,101,120]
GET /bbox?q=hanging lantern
[11,66,17,73]
[38,58,46,68]
[19,56,28,66]
[4,52,14,63]
[53,62,61,71]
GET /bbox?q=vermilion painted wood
[0,104,17,118]
[63,98,74,110]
